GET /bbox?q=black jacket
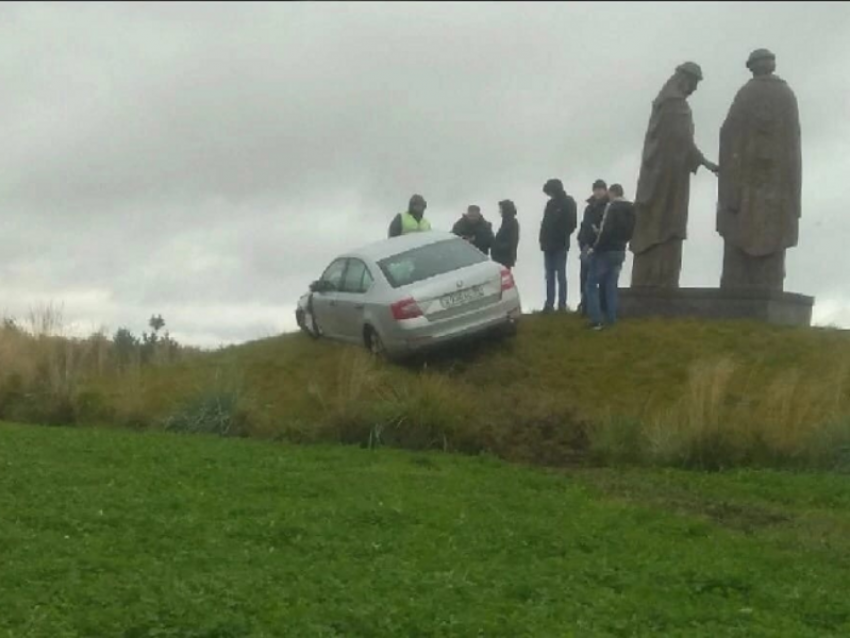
[492,214,520,268]
[452,216,494,255]
[594,199,636,253]
[539,192,577,252]
[578,195,609,250]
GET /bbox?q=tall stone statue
[631,62,719,288]
[717,49,802,291]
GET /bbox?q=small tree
[149,315,165,333]
[113,328,140,371]
[142,315,169,365]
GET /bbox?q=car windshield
[378,238,488,289]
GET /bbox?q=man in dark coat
[578,179,610,316]
[717,48,802,291]
[539,178,578,312]
[586,184,636,330]
[452,205,494,255]
[492,199,520,270]
[630,62,719,288]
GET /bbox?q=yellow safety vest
[401,212,431,234]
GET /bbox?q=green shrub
[588,416,646,466]
[161,390,249,437]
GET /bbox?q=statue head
[675,61,703,96]
[746,48,776,77]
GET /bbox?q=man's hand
[703,159,720,175]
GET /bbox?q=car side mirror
[310,280,333,294]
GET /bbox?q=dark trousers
[579,252,607,315]
[587,250,626,325]
[543,248,568,311]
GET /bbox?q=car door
[334,259,374,342]
[311,258,348,338]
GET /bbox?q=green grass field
[3,422,850,637]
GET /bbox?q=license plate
[439,286,484,309]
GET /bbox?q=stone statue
[630,62,719,288]
[717,49,802,291]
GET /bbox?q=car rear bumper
[382,293,522,356]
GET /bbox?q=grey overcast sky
[1,1,848,346]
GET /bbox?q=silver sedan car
[295,231,522,359]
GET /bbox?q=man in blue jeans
[586,184,636,330]
[539,178,577,313]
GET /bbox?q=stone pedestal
[618,287,814,327]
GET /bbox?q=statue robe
[717,75,802,257]
[631,78,706,255]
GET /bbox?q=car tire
[365,327,387,360]
[500,320,519,339]
[304,296,321,340]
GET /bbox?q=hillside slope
[79,314,850,469]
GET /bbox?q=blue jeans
[544,248,568,311]
[587,250,625,325]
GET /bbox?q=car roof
[344,231,459,262]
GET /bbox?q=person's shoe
[587,323,604,331]
[541,306,554,315]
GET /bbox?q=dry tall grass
[0,303,200,425]
[5,308,850,471]
[594,354,850,469]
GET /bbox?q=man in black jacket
[539,178,577,313]
[577,179,610,316]
[492,199,520,270]
[586,184,636,330]
[452,205,494,255]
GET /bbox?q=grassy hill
[2,421,850,637]
[58,314,850,471]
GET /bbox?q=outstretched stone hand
[703,159,720,175]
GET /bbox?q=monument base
[618,287,814,327]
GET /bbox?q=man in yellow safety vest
[388,194,432,238]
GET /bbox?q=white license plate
[439,286,485,309]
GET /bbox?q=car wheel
[296,308,307,332]
[303,296,321,340]
[365,327,386,359]
[308,313,321,339]
[500,320,519,339]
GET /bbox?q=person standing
[539,178,577,313]
[577,179,610,316]
[388,194,431,238]
[586,184,636,330]
[491,199,520,270]
[630,62,719,288]
[452,205,494,256]
[717,48,802,290]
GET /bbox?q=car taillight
[391,297,423,321]
[501,268,516,292]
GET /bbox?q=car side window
[341,259,372,294]
[361,268,374,293]
[320,259,348,291]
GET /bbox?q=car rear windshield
[378,238,488,289]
